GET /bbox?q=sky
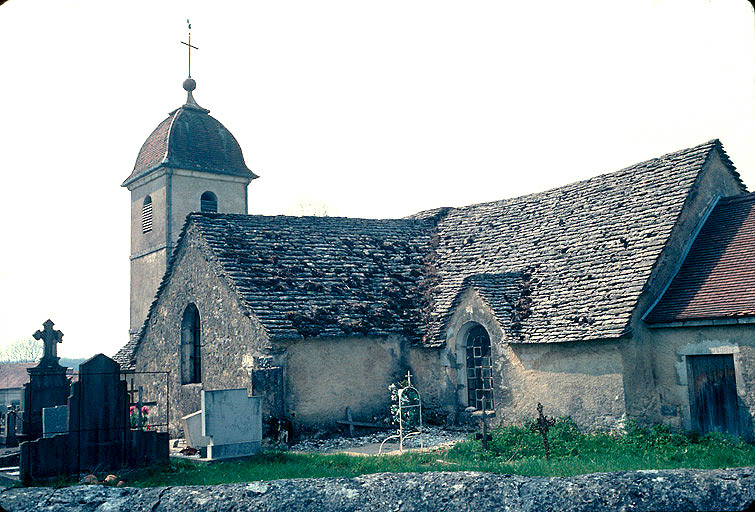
[0,0,753,359]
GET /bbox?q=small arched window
[200,191,218,213]
[142,196,153,234]
[181,303,201,384]
[465,324,494,410]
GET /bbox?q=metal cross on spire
[181,19,198,78]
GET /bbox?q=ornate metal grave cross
[529,402,556,460]
[33,319,63,363]
[127,380,157,429]
[181,19,199,78]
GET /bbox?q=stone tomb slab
[181,410,209,456]
[201,389,261,460]
[42,405,67,438]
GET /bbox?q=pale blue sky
[0,0,753,357]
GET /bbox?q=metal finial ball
[183,78,197,92]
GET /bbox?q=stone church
[115,78,755,439]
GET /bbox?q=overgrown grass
[113,420,755,487]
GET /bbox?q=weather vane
[181,19,198,78]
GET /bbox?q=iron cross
[33,319,62,361]
[530,402,556,460]
[181,19,199,78]
[128,382,157,428]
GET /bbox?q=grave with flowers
[18,322,169,483]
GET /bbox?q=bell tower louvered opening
[142,195,153,234]
[200,191,218,213]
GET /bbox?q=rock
[81,474,98,485]
[1,468,753,511]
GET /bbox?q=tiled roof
[419,140,741,345]
[0,362,36,389]
[122,105,258,187]
[195,214,435,340]
[116,140,743,367]
[645,193,755,324]
[115,214,435,370]
[446,273,524,331]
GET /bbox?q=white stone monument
[201,388,262,460]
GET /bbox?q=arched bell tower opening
[200,191,218,213]
[123,78,258,335]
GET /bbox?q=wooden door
[687,354,740,436]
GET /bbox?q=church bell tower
[122,77,258,334]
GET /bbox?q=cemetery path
[1,467,753,512]
[289,425,469,454]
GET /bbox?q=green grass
[107,420,755,487]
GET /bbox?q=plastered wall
[647,324,755,438]
[440,288,626,429]
[624,149,747,423]
[284,336,407,430]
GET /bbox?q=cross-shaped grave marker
[127,380,157,429]
[529,402,556,460]
[475,396,492,449]
[33,319,62,363]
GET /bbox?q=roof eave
[646,316,755,329]
[122,163,258,188]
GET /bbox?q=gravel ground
[289,426,471,453]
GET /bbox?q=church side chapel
[115,75,755,441]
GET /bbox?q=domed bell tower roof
[122,79,258,188]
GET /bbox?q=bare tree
[0,338,41,363]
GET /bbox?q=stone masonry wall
[132,227,270,434]
[4,468,754,512]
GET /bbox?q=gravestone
[20,353,168,482]
[181,410,209,454]
[4,408,18,447]
[201,388,262,460]
[68,354,129,470]
[42,405,68,438]
[21,320,71,442]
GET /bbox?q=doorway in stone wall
[687,354,740,436]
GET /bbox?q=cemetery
[0,320,753,512]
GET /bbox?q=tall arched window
[200,191,218,213]
[181,303,201,384]
[142,195,153,234]
[466,324,494,410]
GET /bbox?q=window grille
[466,325,494,410]
[142,196,153,234]
[200,191,217,213]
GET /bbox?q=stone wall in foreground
[2,468,754,512]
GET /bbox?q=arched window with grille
[200,191,217,213]
[465,324,494,410]
[181,303,201,384]
[142,195,153,234]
